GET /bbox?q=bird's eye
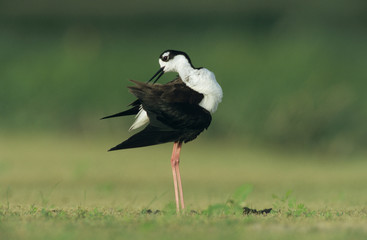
[162,56,169,62]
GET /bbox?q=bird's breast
[182,69,223,113]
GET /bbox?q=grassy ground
[0,134,366,239]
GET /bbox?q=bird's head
[147,50,193,84]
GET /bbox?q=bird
[102,50,223,213]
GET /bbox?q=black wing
[101,77,202,120]
[128,80,211,130]
[109,105,211,151]
[108,79,211,151]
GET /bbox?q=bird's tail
[108,126,181,151]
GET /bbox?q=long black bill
[147,67,164,84]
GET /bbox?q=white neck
[177,64,195,82]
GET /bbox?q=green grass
[1,134,367,239]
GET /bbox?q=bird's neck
[177,64,196,82]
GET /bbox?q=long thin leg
[171,142,180,213]
[175,142,185,210]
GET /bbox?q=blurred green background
[1,0,367,153]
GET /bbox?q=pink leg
[175,142,185,210]
[171,142,180,214]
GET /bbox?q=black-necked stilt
[103,50,223,213]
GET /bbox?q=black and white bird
[102,50,223,213]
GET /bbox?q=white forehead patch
[162,52,170,58]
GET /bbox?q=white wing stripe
[129,106,149,131]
